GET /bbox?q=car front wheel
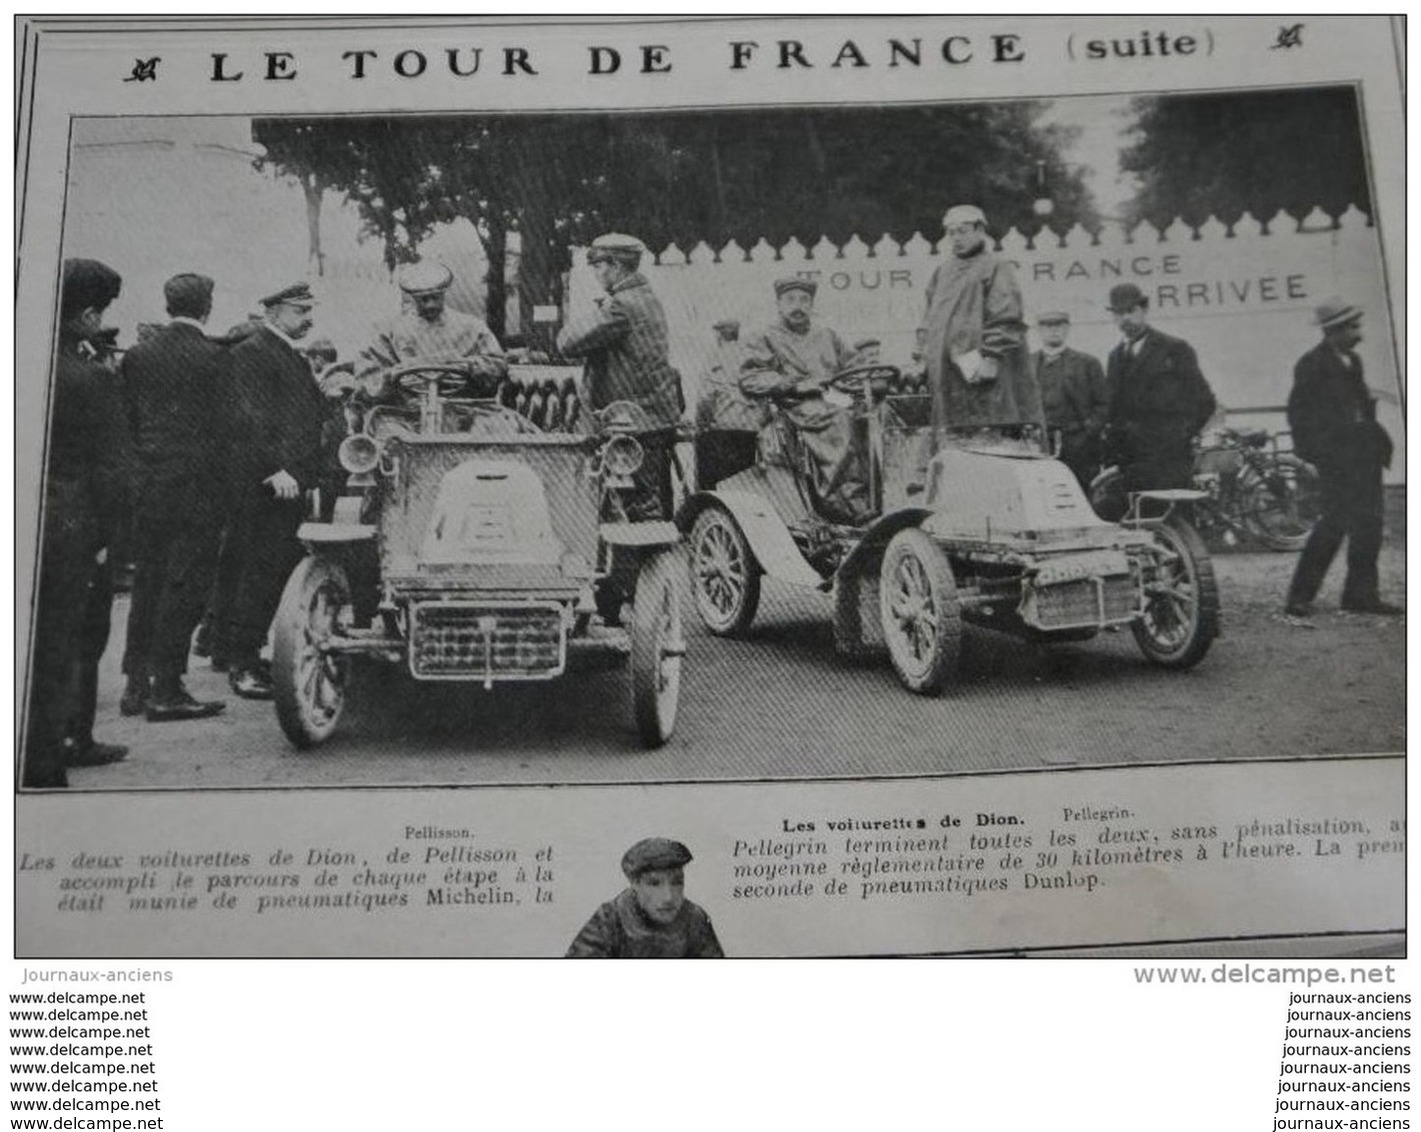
[273,556,352,749]
[878,528,961,695]
[630,549,686,747]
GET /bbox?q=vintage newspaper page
[11,14,1404,969]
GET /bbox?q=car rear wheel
[630,550,685,747]
[688,504,761,635]
[273,556,351,749]
[1132,519,1219,669]
[878,528,961,695]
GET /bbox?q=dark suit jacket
[121,321,225,501]
[1106,327,1216,466]
[1032,346,1108,441]
[224,325,326,492]
[1287,340,1391,473]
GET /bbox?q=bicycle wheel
[1242,454,1322,551]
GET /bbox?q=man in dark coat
[566,838,724,958]
[1284,300,1400,617]
[1031,311,1110,491]
[23,259,131,788]
[119,274,228,722]
[221,282,326,699]
[1104,283,1216,497]
[557,233,685,522]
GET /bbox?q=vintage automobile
[270,360,686,749]
[680,365,1219,695]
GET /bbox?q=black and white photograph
[12,16,1404,965]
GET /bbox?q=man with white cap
[358,260,507,399]
[557,234,685,520]
[919,204,1042,434]
[1284,299,1400,617]
[740,276,868,523]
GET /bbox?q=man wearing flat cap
[220,282,328,700]
[24,259,132,787]
[740,276,869,523]
[1284,300,1400,617]
[558,235,686,521]
[1103,282,1215,504]
[566,838,724,958]
[695,317,761,488]
[357,260,507,400]
[118,273,228,723]
[920,204,1042,434]
[1031,311,1110,491]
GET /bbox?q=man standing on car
[1031,311,1110,491]
[739,276,870,523]
[558,233,685,521]
[355,261,508,401]
[23,259,131,787]
[1284,299,1400,617]
[1104,282,1216,498]
[221,282,327,700]
[920,204,1042,435]
[119,273,228,723]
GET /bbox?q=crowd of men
[22,206,1400,787]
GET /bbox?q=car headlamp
[602,434,644,477]
[338,433,381,475]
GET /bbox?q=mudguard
[679,489,823,588]
[297,522,376,543]
[835,508,933,585]
[600,520,681,547]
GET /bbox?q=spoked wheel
[1089,466,1127,522]
[878,528,961,695]
[630,550,686,747]
[1242,455,1322,551]
[688,505,761,635]
[1132,519,1219,669]
[273,557,352,749]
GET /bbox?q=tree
[1119,87,1371,228]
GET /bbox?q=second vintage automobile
[681,365,1219,695]
[269,360,686,750]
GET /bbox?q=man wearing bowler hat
[1103,282,1216,501]
[1031,311,1110,491]
[566,838,724,958]
[920,204,1042,435]
[119,273,228,722]
[221,282,328,700]
[24,259,132,787]
[356,260,507,400]
[740,275,870,523]
[1284,299,1400,617]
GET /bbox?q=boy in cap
[1030,311,1110,490]
[24,259,132,787]
[357,260,507,400]
[740,276,870,523]
[1103,282,1215,502]
[1284,300,1400,617]
[695,317,761,488]
[566,838,724,958]
[919,204,1042,435]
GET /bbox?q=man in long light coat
[920,204,1042,434]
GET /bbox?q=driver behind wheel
[352,261,508,403]
[739,277,873,524]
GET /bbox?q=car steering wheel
[828,363,902,395]
[390,361,475,398]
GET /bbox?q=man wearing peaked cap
[558,233,685,528]
[1103,280,1215,506]
[919,204,1043,434]
[1031,310,1109,490]
[357,260,507,400]
[219,280,328,701]
[118,272,229,723]
[24,259,132,787]
[1284,299,1400,617]
[566,838,724,958]
[740,273,869,522]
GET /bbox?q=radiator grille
[409,602,565,681]
[1032,576,1137,629]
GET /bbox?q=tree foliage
[1119,87,1371,229]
